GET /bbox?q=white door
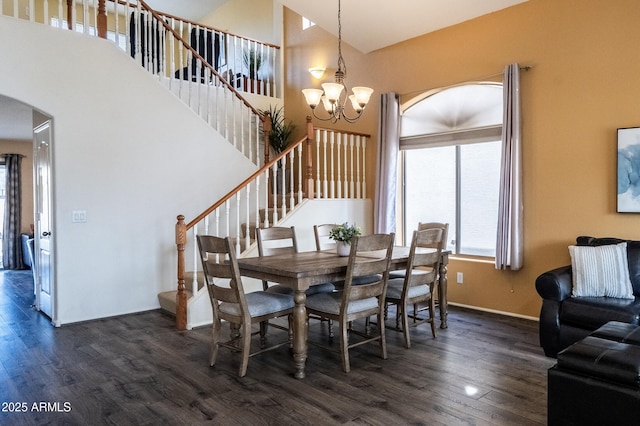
[33,121,54,321]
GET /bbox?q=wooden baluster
[235,192,241,256]
[43,0,49,25]
[97,0,106,39]
[336,133,342,198]
[113,0,119,48]
[349,134,355,198]
[57,0,63,29]
[329,133,335,198]
[288,149,295,208]
[82,0,88,33]
[168,21,175,91]
[305,117,314,199]
[124,0,130,54]
[356,135,361,199]
[315,129,321,198]
[263,169,270,228]
[280,159,287,216]
[362,136,367,199]
[215,209,220,237]
[245,183,251,252]
[225,200,230,240]
[254,174,261,238]
[175,215,187,330]
[322,131,328,199]
[271,162,279,223]
[297,143,303,204]
[191,224,198,295]
[343,134,349,197]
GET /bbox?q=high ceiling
[2,0,528,140]
[278,0,528,53]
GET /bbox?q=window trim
[400,125,502,150]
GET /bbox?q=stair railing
[1,0,279,167]
[174,118,371,329]
[312,126,370,199]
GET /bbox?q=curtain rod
[400,65,532,99]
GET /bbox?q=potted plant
[243,48,263,93]
[261,106,296,194]
[262,105,296,158]
[329,222,362,256]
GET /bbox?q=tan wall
[283,0,640,318]
[0,140,34,235]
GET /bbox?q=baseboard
[448,302,539,322]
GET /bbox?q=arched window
[399,83,503,257]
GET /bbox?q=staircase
[4,0,373,329]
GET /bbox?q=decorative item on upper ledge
[329,222,362,256]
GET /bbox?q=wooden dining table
[236,247,450,379]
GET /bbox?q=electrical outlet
[456,272,464,284]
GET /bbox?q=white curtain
[374,92,400,234]
[495,63,524,270]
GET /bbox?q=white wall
[0,17,257,325]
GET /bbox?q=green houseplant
[243,48,263,93]
[261,105,296,158]
[329,222,362,256]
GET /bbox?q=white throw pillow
[569,242,634,299]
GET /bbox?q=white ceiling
[1,0,528,141]
[278,0,528,53]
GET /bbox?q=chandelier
[302,0,373,123]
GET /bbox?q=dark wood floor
[0,269,554,425]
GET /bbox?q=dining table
[236,246,450,379]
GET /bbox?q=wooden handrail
[134,0,263,117]
[186,121,307,230]
[314,126,372,139]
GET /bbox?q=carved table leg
[292,289,308,379]
[438,261,448,329]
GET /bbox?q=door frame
[33,120,57,326]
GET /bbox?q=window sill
[449,255,495,265]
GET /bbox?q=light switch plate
[72,210,87,223]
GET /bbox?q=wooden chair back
[342,233,395,307]
[256,226,298,257]
[314,224,338,251]
[417,222,449,251]
[404,228,444,291]
[196,235,247,318]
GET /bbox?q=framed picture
[617,127,640,212]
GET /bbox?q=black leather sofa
[535,236,640,357]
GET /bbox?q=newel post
[262,112,272,165]
[175,215,187,330]
[305,116,315,199]
[97,0,107,39]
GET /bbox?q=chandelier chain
[337,0,346,79]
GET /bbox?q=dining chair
[314,223,338,251]
[384,227,444,348]
[196,235,294,377]
[257,226,335,295]
[305,233,395,373]
[256,226,299,294]
[418,222,449,249]
[389,222,448,280]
